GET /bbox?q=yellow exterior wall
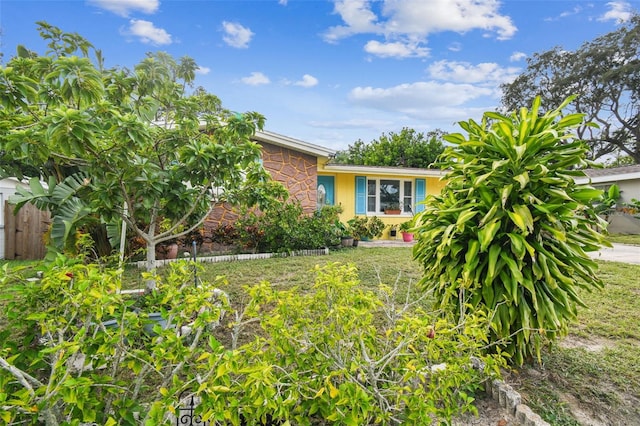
[333,173,356,219]
[319,172,447,240]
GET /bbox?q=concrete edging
[485,378,550,426]
[134,248,330,269]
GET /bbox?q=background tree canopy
[501,15,640,164]
[333,127,446,168]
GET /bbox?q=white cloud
[544,5,584,22]
[324,0,516,58]
[88,0,159,17]
[382,0,517,40]
[196,66,211,75]
[599,1,633,23]
[427,60,520,85]
[294,74,319,88]
[241,72,270,86]
[279,0,288,4]
[323,0,381,43]
[510,51,527,62]
[222,21,254,49]
[125,19,172,45]
[309,118,394,129]
[348,81,493,120]
[364,40,429,58]
[448,42,462,52]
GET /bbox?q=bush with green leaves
[0,257,229,425]
[413,96,610,365]
[237,202,342,253]
[194,262,505,425]
[0,260,504,425]
[346,215,386,240]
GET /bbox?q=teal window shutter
[415,178,426,213]
[355,176,366,214]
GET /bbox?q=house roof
[321,163,447,178]
[182,118,335,159]
[253,130,336,159]
[576,164,640,184]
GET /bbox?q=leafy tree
[334,127,445,168]
[501,15,640,163]
[413,97,610,365]
[0,22,285,282]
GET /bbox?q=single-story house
[205,130,447,240]
[575,164,640,234]
[575,164,640,206]
[5,130,448,259]
[317,164,447,239]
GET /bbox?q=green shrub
[237,202,342,253]
[0,260,504,425]
[196,262,505,425]
[0,257,229,425]
[347,215,386,240]
[413,96,610,365]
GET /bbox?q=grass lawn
[607,233,640,246]
[3,245,639,424]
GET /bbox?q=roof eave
[322,164,447,177]
[575,171,640,184]
[253,130,335,159]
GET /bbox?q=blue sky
[1,0,638,151]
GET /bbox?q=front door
[317,176,335,209]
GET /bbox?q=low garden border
[134,248,330,269]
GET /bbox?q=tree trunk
[146,240,157,291]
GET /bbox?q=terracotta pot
[166,243,179,259]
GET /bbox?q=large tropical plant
[413,96,610,365]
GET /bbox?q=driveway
[588,243,640,264]
[361,240,640,265]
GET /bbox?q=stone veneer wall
[260,141,318,212]
[199,141,319,252]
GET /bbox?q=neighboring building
[1,177,50,260]
[576,164,640,206]
[576,164,640,234]
[0,178,23,259]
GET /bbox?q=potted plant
[347,216,386,243]
[366,216,386,239]
[335,221,354,247]
[399,220,414,242]
[347,216,367,244]
[389,224,398,238]
[384,203,401,215]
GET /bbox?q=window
[366,178,412,214]
[355,176,426,215]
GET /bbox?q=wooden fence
[4,201,50,260]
